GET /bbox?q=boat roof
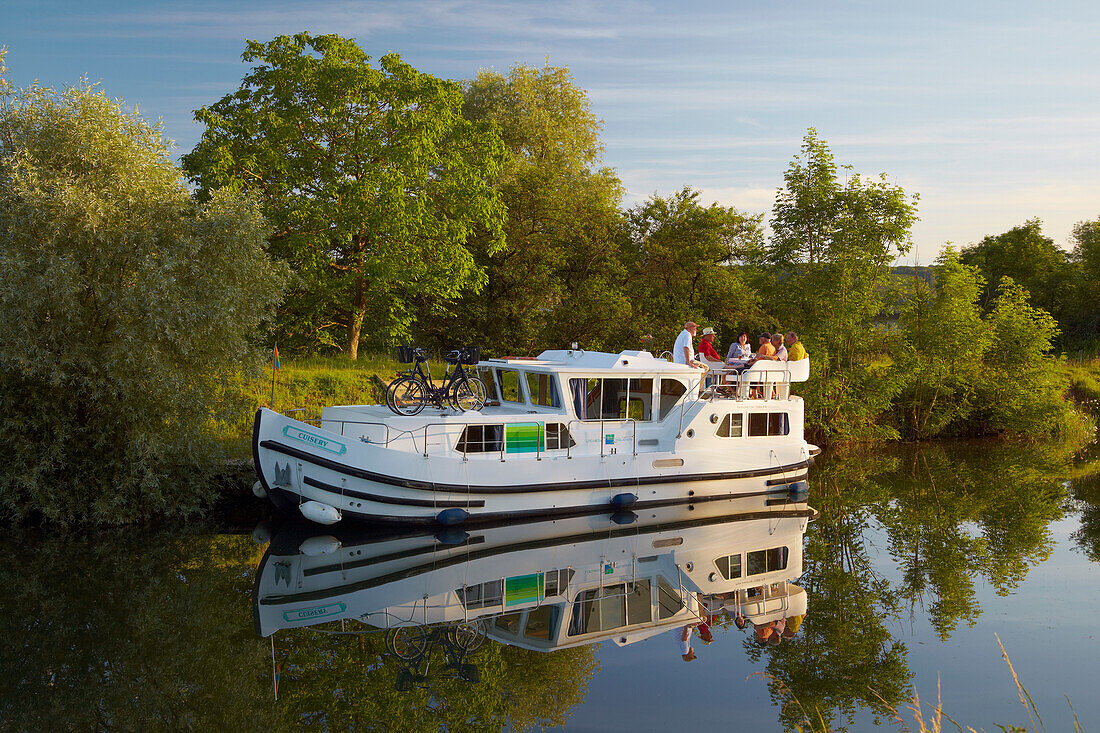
[481,349,695,373]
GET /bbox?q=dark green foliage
[1063,217,1100,345]
[960,218,1072,317]
[0,530,277,730]
[619,187,764,351]
[0,59,286,524]
[418,62,625,355]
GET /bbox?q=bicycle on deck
[385,620,486,689]
[386,346,486,415]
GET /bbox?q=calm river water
[3,439,1099,732]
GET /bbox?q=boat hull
[252,408,814,526]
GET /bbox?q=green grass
[220,354,403,458]
[1065,358,1100,405]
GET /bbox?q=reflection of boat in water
[252,349,816,526]
[253,492,815,653]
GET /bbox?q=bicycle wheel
[388,377,427,416]
[450,377,486,412]
[386,625,428,661]
[447,619,486,652]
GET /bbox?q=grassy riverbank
[223,356,395,457]
[1067,357,1100,405]
[224,354,1100,459]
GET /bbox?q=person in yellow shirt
[785,331,807,362]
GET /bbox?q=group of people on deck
[671,321,806,371]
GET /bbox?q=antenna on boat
[269,341,280,410]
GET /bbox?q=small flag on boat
[273,345,281,371]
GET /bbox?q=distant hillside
[891,265,934,284]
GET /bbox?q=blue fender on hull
[610,493,638,508]
[436,507,470,526]
[435,527,470,545]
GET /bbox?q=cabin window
[569,378,654,422]
[495,369,524,403]
[525,372,560,408]
[602,378,629,419]
[458,579,503,609]
[478,366,499,401]
[657,577,684,619]
[524,605,560,641]
[545,423,576,450]
[715,554,743,580]
[570,378,601,420]
[747,547,789,576]
[568,580,652,635]
[658,379,687,420]
[716,413,743,438]
[455,424,504,453]
[747,412,789,437]
[543,568,575,596]
[628,378,654,421]
[495,613,522,635]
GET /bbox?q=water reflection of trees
[761,441,1074,732]
[0,529,597,732]
[272,625,597,731]
[0,529,278,731]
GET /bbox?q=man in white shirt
[672,322,703,367]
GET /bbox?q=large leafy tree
[423,63,624,355]
[183,33,507,358]
[763,129,918,442]
[959,218,1072,319]
[0,57,285,524]
[622,187,763,352]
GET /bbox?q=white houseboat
[252,349,817,526]
[252,495,814,647]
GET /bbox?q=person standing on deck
[673,322,703,368]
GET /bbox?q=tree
[763,129,918,442]
[622,187,763,351]
[183,33,506,359]
[0,56,285,524]
[892,248,991,438]
[959,218,1072,320]
[423,62,624,355]
[1064,217,1100,344]
[969,277,1081,438]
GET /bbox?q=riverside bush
[0,58,286,523]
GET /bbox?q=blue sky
[4,0,1099,261]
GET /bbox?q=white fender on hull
[299,535,343,556]
[252,480,267,499]
[300,500,342,525]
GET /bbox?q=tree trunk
[346,275,366,360]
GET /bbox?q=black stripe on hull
[268,483,802,527]
[257,438,813,495]
[303,476,486,508]
[766,473,808,486]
